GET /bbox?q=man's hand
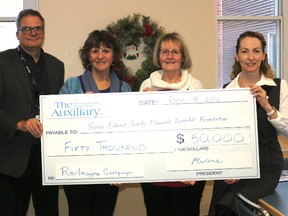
[16,118,43,138]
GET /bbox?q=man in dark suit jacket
[0,9,64,216]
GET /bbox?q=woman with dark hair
[208,31,288,216]
[60,30,130,95]
[59,30,131,216]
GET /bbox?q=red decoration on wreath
[122,74,137,86]
[142,24,154,38]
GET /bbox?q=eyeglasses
[159,49,181,56]
[18,26,44,35]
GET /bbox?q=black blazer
[0,48,64,178]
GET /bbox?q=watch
[266,107,276,117]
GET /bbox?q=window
[0,0,38,51]
[216,0,283,87]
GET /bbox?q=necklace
[238,76,259,88]
[92,72,110,90]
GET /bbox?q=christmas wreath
[106,13,165,91]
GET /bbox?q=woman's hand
[250,85,269,108]
[250,85,277,118]
[180,180,196,185]
[143,87,153,92]
[224,179,239,184]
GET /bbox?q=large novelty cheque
[40,89,259,185]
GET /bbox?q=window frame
[0,0,38,51]
[0,0,38,21]
[216,0,288,86]
[23,0,38,9]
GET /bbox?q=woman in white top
[140,32,205,216]
[209,31,288,216]
[139,33,202,92]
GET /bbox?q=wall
[36,1,217,215]
[39,0,217,89]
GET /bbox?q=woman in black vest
[208,31,288,216]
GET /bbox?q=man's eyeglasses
[159,49,181,56]
[18,26,44,35]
